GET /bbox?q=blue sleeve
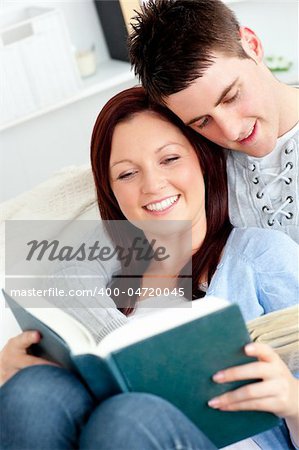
[252,230,299,313]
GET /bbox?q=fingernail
[32,331,40,340]
[208,398,220,408]
[213,371,225,382]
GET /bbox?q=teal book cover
[79,305,279,448]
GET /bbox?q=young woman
[0,87,298,450]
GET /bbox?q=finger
[9,331,41,352]
[208,380,278,409]
[16,354,60,369]
[213,361,272,383]
[215,397,279,413]
[244,342,280,363]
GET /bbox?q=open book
[3,290,279,449]
[247,305,299,372]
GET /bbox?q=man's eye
[117,171,137,180]
[224,90,240,104]
[162,156,180,164]
[196,117,210,130]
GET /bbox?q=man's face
[165,52,281,157]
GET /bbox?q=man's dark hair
[129,0,249,103]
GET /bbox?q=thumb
[17,330,42,351]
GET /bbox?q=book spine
[72,353,127,401]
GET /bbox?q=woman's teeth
[144,195,179,211]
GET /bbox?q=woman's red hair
[91,86,232,314]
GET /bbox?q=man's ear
[239,26,264,62]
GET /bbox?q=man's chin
[230,142,275,158]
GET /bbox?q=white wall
[0,0,136,202]
[230,1,298,82]
[2,0,296,71]
[0,0,298,202]
[0,0,109,63]
[0,79,136,201]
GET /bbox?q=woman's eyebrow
[111,143,184,168]
[110,159,133,168]
[155,142,183,153]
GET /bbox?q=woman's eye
[162,156,180,164]
[224,90,240,104]
[117,170,137,180]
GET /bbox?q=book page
[27,302,96,354]
[96,296,229,358]
[247,305,299,372]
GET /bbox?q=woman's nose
[141,170,166,194]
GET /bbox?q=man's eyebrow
[214,78,239,107]
[185,78,239,126]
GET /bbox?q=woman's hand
[0,331,57,385]
[208,342,299,446]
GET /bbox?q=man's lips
[238,121,257,145]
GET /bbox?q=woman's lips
[143,195,180,216]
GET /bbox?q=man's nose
[215,114,242,142]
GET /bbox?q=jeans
[0,365,217,450]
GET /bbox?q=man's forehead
[165,78,236,123]
[165,55,243,121]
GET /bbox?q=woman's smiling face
[109,111,207,237]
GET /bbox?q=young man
[129,0,298,243]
